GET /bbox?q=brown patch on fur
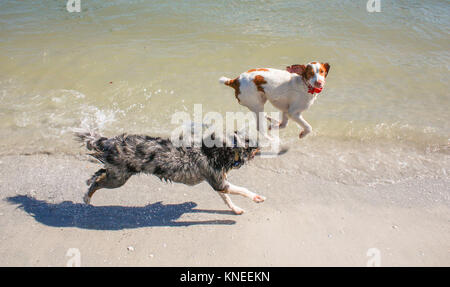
[253,75,267,93]
[224,77,241,103]
[319,66,326,77]
[286,64,306,76]
[304,65,315,80]
[247,68,269,73]
[321,63,330,77]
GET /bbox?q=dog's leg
[207,175,262,215]
[86,168,106,186]
[279,112,289,129]
[251,107,274,143]
[84,171,106,204]
[265,116,279,130]
[225,181,266,203]
[267,112,288,130]
[208,179,245,215]
[217,192,245,215]
[288,111,312,138]
[84,168,131,205]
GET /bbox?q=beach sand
[1,0,449,267]
[0,154,448,266]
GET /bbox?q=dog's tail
[220,76,240,88]
[219,76,240,101]
[73,128,104,151]
[219,76,231,85]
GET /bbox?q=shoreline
[1,131,448,187]
[0,154,449,266]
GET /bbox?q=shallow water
[0,0,448,185]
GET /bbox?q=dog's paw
[266,118,280,130]
[268,123,279,131]
[233,207,245,215]
[299,128,312,139]
[265,115,275,122]
[253,194,266,203]
[83,194,91,205]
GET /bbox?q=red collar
[303,79,322,94]
[308,87,323,94]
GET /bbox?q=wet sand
[0,154,449,266]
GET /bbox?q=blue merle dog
[75,130,264,215]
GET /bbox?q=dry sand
[0,154,449,266]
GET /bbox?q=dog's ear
[286,64,306,75]
[323,63,330,76]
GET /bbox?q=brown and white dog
[219,62,330,139]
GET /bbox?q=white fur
[220,63,327,139]
[218,181,266,214]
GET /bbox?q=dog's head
[286,61,330,94]
[201,131,260,171]
[230,133,260,169]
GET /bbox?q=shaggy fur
[74,130,264,215]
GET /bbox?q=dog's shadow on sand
[6,195,236,230]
